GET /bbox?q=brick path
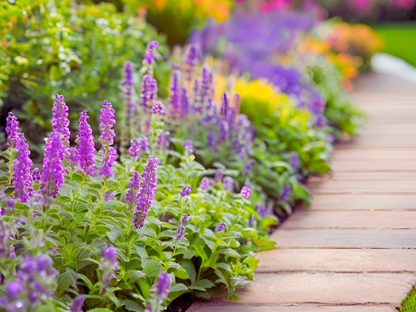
[188,72,416,311]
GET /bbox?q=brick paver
[188,72,416,311]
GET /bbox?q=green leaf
[179,259,196,284]
[167,283,188,301]
[120,299,145,312]
[56,271,75,298]
[142,259,162,277]
[87,309,113,312]
[219,248,240,258]
[190,279,215,291]
[125,270,146,283]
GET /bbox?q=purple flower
[201,65,213,102]
[290,153,299,170]
[328,133,335,143]
[231,93,241,120]
[214,170,223,182]
[12,134,33,202]
[156,271,171,300]
[207,132,217,152]
[99,100,116,146]
[180,87,190,117]
[220,92,229,119]
[129,139,141,159]
[149,41,159,50]
[257,203,266,217]
[308,95,325,114]
[69,147,78,166]
[243,158,255,175]
[5,112,19,147]
[102,246,117,264]
[6,280,23,298]
[99,147,117,178]
[151,102,166,115]
[126,172,140,205]
[76,110,96,175]
[180,184,192,197]
[183,45,200,84]
[176,213,190,240]
[222,176,234,191]
[70,295,84,312]
[217,222,225,232]
[249,215,254,228]
[281,183,292,201]
[193,79,203,112]
[124,62,133,87]
[52,94,70,147]
[184,140,193,154]
[40,131,65,200]
[220,120,229,141]
[315,114,324,128]
[133,157,158,229]
[140,75,158,111]
[241,186,251,198]
[199,177,209,191]
[168,71,181,118]
[140,136,149,152]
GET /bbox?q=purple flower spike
[124,62,133,87]
[243,158,255,175]
[201,65,213,102]
[144,50,154,65]
[151,102,166,115]
[180,184,192,197]
[220,92,229,119]
[12,134,34,202]
[99,100,116,146]
[176,213,190,240]
[257,203,266,217]
[149,41,159,50]
[126,171,140,205]
[140,136,149,152]
[102,246,117,264]
[133,157,158,229]
[290,152,299,170]
[156,271,171,300]
[184,140,193,154]
[168,71,181,118]
[99,147,117,178]
[249,215,254,228]
[207,131,217,152]
[223,176,234,192]
[281,183,292,201]
[241,186,251,199]
[199,177,209,190]
[214,170,223,182]
[40,131,65,200]
[6,280,23,298]
[76,110,96,175]
[308,95,325,114]
[6,112,19,147]
[52,94,70,147]
[129,139,140,159]
[217,222,225,232]
[141,75,158,111]
[70,295,85,312]
[220,120,229,141]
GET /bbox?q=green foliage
[0,0,171,157]
[400,285,416,312]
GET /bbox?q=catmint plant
[217,222,226,232]
[180,184,192,197]
[145,272,172,312]
[52,94,70,151]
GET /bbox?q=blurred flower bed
[0,0,382,311]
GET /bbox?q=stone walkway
[188,72,416,311]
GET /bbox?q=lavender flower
[40,131,65,200]
[99,100,116,146]
[102,246,118,266]
[6,281,22,298]
[220,92,229,119]
[223,176,234,191]
[199,177,209,191]
[315,114,324,128]
[176,213,190,240]
[290,152,299,170]
[201,65,213,102]
[149,41,159,50]
[231,93,241,121]
[156,271,171,300]
[5,112,19,147]
[183,45,200,84]
[180,87,190,117]
[123,61,133,87]
[281,183,292,201]
[76,110,96,175]
[217,222,225,232]
[140,136,149,152]
[144,41,159,65]
[207,132,217,152]
[99,101,116,177]
[220,120,229,141]
[193,79,203,113]
[214,169,223,182]
[241,186,251,198]
[180,184,192,197]
[140,75,158,111]
[126,171,140,205]
[243,158,255,175]
[52,94,70,146]
[133,157,158,229]
[12,134,33,202]
[308,95,325,114]
[168,71,181,118]
[257,203,266,217]
[129,139,141,158]
[249,215,254,228]
[100,246,118,286]
[151,102,166,115]
[70,295,84,312]
[184,140,193,154]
